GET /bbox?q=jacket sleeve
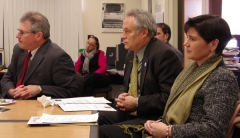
[40,51,79,98]
[1,45,20,98]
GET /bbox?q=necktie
[16,51,32,87]
[128,54,138,115]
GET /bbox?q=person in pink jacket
[75,35,110,96]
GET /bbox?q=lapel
[139,38,154,94]
[17,50,28,81]
[125,52,134,88]
[23,39,50,83]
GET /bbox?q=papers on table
[28,113,98,125]
[58,103,116,111]
[52,97,111,104]
[52,97,116,112]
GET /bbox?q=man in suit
[155,23,183,64]
[1,11,79,99]
[98,9,182,137]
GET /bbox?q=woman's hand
[144,120,169,138]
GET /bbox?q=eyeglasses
[86,41,95,47]
[17,29,34,36]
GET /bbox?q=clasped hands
[144,120,169,138]
[8,85,41,99]
[115,92,137,111]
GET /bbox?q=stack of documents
[28,113,99,125]
[223,38,240,67]
[28,97,115,125]
[53,97,116,112]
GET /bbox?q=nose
[86,45,90,50]
[121,33,126,39]
[16,32,21,38]
[183,41,189,47]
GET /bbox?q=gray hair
[20,11,50,39]
[126,9,156,38]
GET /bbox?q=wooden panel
[0,122,90,138]
[209,0,222,16]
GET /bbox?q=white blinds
[0,0,84,67]
[222,0,240,35]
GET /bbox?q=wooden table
[0,100,98,138]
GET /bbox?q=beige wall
[81,0,141,55]
[81,0,180,57]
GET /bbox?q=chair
[75,73,84,96]
[93,85,112,99]
[106,47,116,69]
[226,101,240,138]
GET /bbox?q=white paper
[156,11,164,23]
[52,97,111,105]
[37,95,54,107]
[58,103,116,112]
[27,113,99,124]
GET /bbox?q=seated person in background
[98,9,182,138]
[75,35,111,96]
[1,11,79,99]
[155,23,183,64]
[143,14,240,138]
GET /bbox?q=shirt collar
[135,40,150,62]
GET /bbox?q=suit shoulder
[48,43,67,54]
[150,40,175,54]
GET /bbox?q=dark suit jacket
[167,42,183,64]
[1,39,79,98]
[123,38,182,119]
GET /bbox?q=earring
[211,50,214,52]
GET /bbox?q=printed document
[28,113,98,125]
[58,103,116,111]
[53,97,111,105]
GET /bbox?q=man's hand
[115,93,138,111]
[8,88,18,98]
[12,85,28,99]
[115,93,129,109]
[13,85,41,99]
[122,96,137,111]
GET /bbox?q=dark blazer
[123,38,182,119]
[1,39,79,98]
[167,42,183,64]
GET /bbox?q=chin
[186,55,193,60]
[18,44,23,49]
[124,45,130,50]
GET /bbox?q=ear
[35,32,43,41]
[164,33,169,41]
[141,28,149,38]
[210,39,219,51]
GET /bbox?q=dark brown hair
[89,35,99,50]
[184,14,232,54]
